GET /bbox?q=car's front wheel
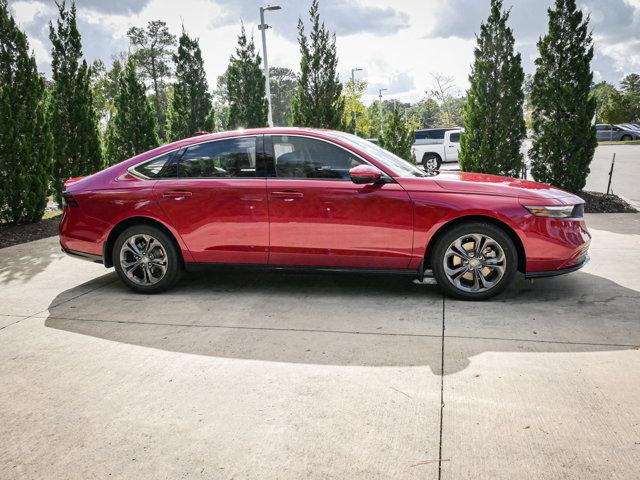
[431,222,517,300]
[113,224,182,293]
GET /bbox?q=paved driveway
[1,214,639,479]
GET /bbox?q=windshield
[326,131,427,177]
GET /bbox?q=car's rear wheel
[431,222,517,300]
[422,153,442,171]
[113,224,182,293]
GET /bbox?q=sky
[9,0,640,105]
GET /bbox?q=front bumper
[525,255,589,279]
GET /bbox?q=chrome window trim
[127,134,263,180]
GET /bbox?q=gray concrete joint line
[36,315,640,348]
[438,293,446,480]
[0,279,118,335]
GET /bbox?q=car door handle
[271,190,304,200]
[163,190,192,200]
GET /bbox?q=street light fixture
[350,68,363,135]
[259,5,281,127]
[378,88,387,139]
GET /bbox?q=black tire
[621,134,632,142]
[422,153,442,171]
[431,222,518,301]
[113,224,182,293]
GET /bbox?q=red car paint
[59,128,590,276]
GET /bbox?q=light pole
[258,5,281,127]
[350,67,363,135]
[378,88,387,139]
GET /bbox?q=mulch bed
[578,191,637,213]
[0,214,62,249]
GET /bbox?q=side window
[270,135,362,179]
[178,137,257,178]
[131,152,175,179]
[449,132,461,143]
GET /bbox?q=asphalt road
[0,214,639,479]
[586,144,640,208]
[433,143,640,208]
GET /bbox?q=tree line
[1,0,637,226]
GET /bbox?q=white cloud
[11,0,640,105]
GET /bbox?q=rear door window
[177,137,258,178]
[131,152,176,179]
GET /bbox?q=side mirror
[349,165,383,184]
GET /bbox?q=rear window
[415,128,449,141]
[131,152,174,179]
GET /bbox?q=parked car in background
[59,127,590,301]
[412,128,463,170]
[618,123,640,133]
[595,124,640,142]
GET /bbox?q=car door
[265,134,414,269]
[153,135,269,264]
[595,125,611,141]
[444,131,460,162]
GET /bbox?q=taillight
[61,192,79,208]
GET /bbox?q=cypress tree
[166,29,213,141]
[459,0,525,177]
[380,108,415,163]
[226,25,268,129]
[127,20,176,140]
[530,0,597,192]
[0,0,52,224]
[106,58,158,165]
[48,0,102,203]
[291,0,344,129]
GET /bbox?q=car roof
[174,127,334,145]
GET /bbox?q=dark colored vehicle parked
[60,128,590,300]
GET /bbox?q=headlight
[524,205,576,218]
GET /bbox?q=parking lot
[1,213,639,479]
[436,143,640,209]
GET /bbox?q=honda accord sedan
[60,128,590,300]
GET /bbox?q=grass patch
[43,210,62,220]
[598,140,640,145]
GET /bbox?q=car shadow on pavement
[44,270,640,375]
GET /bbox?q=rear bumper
[61,246,103,264]
[525,255,589,279]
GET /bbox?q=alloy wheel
[443,233,506,293]
[119,234,168,286]
[424,157,438,171]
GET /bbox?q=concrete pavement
[0,213,639,479]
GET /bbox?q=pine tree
[459,0,525,177]
[226,25,268,129]
[291,0,344,129]
[270,67,297,126]
[127,20,176,140]
[0,0,52,224]
[48,0,102,203]
[106,58,158,165]
[166,29,213,141]
[530,0,597,192]
[380,108,415,163]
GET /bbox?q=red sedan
[60,128,590,300]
